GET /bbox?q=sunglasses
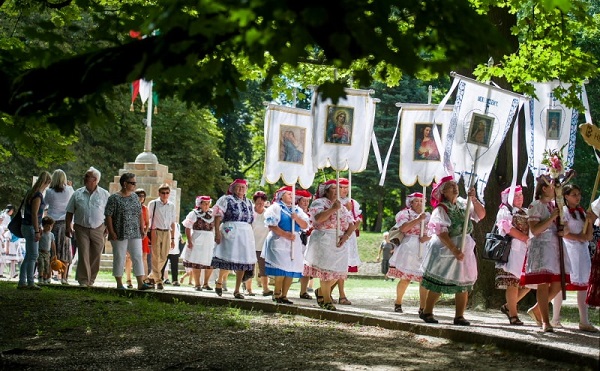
[160,191,170,195]
[126,181,137,186]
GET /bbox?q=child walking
[38,216,57,284]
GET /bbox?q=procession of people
[2,170,599,333]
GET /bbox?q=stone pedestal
[105,162,181,254]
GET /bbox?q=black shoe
[163,279,171,285]
[280,297,293,304]
[299,292,312,300]
[420,312,439,324]
[394,304,403,313]
[194,286,203,291]
[215,288,222,297]
[262,290,274,296]
[453,316,470,326]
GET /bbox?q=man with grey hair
[147,183,176,289]
[65,167,110,287]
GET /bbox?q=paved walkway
[5,273,598,368]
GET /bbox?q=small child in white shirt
[38,216,57,284]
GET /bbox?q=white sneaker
[550,320,563,328]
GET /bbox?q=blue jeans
[19,224,39,286]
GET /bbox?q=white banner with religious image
[439,74,528,199]
[397,103,453,187]
[524,81,581,176]
[311,88,377,172]
[263,104,315,189]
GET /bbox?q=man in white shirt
[148,183,176,289]
[65,167,110,287]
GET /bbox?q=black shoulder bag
[482,224,512,263]
[7,198,25,238]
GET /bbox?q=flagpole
[419,185,426,259]
[583,165,600,234]
[460,147,479,250]
[336,170,340,241]
[135,80,158,164]
[291,183,296,260]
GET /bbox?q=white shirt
[252,211,269,252]
[45,186,75,221]
[66,186,110,229]
[148,199,176,230]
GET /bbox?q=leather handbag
[388,227,405,246]
[482,225,512,263]
[7,198,24,238]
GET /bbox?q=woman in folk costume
[420,176,485,325]
[551,185,598,332]
[211,179,257,299]
[494,186,531,325]
[304,179,358,311]
[247,191,271,296]
[262,186,310,304]
[520,174,570,332]
[182,196,216,292]
[332,178,362,305]
[588,196,600,308]
[387,192,431,314]
[295,189,315,299]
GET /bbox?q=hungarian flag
[129,30,158,113]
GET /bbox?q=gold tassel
[154,106,158,115]
[130,103,134,112]
[141,103,145,113]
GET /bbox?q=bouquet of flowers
[541,145,567,179]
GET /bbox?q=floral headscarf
[406,192,424,207]
[195,195,212,208]
[274,186,293,203]
[295,189,312,204]
[315,179,338,199]
[227,179,248,195]
[430,175,455,208]
[500,185,522,207]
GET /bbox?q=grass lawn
[356,230,384,262]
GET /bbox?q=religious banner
[263,104,315,189]
[439,74,528,199]
[311,88,377,172]
[524,81,583,176]
[397,103,453,186]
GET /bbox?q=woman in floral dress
[494,186,530,325]
[387,192,431,314]
[303,180,358,311]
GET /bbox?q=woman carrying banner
[494,186,531,325]
[588,196,600,308]
[551,185,598,332]
[332,178,361,305]
[420,176,485,325]
[262,186,309,304]
[386,192,431,314]
[520,174,570,332]
[303,180,358,311]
